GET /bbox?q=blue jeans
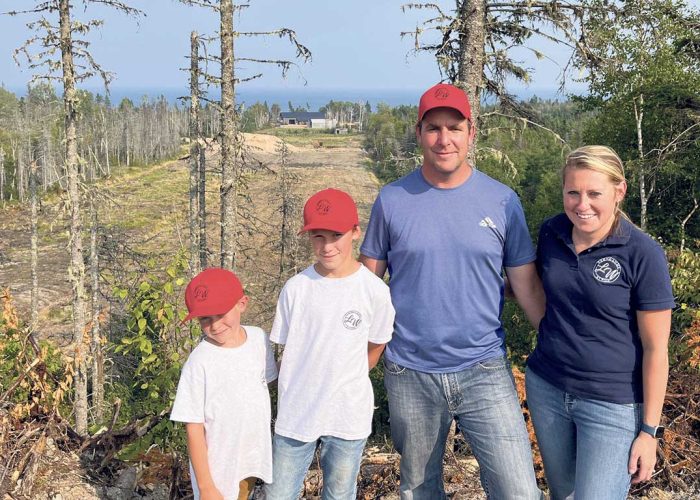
[526,367,642,500]
[384,356,542,500]
[264,434,366,500]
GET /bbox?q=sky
[0,0,697,102]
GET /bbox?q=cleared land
[0,130,378,341]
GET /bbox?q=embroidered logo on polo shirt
[342,310,362,330]
[593,257,622,284]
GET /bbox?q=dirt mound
[243,132,303,154]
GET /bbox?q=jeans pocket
[383,359,406,375]
[476,356,508,370]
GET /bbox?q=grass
[258,127,364,148]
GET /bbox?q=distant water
[99,87,425,111]
[7,85,575,111]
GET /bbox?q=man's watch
[640,422,665,439]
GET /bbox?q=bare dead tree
[274,138,302,284]
[29,160,39,332]
[180,0,311,270]
[219,0,237,270]
[89,190,104,423]
[188,31,206,275]
[401,0,602,155]
[0,147,5,205]
[7,0,143,436]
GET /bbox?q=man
[360,83,545,499]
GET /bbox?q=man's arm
[504,262,545,330]
[186,423,224,500]
[360,254,387,279]
[368,342,387,370]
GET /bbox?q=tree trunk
[189,31,202,275]
[30,161,39,332]
[634,94,647,231]
[680,198,698,253]
[90,194,104,423]
[60,0,89,436]
[219,0,237,270]
[199,143,207,270]
[0,148,5,204]
[17,147,26,201]
[456,0,486,159]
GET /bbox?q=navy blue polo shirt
[528,214,675,404]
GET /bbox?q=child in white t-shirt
[264,188,395,500]
[171,268,278,500]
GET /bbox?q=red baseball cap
[183,268,244,322]
[300,188,359,234]
[417,83,472,123]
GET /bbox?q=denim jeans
[525,367,642,500]
[384,356,542,500]
[264,434,366,500]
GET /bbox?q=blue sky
[1,0,697,99]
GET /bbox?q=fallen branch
[0,358,41,404]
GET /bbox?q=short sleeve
[632,242,675,311]
[368,283,395,344]
[270,285,291,344]
[264,334,279,382]
[503,192,536,268]
[360,195,389,261]
[170,357,205,423]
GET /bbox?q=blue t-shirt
[361,168,535,373]
[528,214,675,403]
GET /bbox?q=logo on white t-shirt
[342,310,362,330]
[593,257,622,284]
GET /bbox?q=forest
[1,0,700,498]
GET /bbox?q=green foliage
[363,104,419,183]
[670,245,700,363]
[0,291,69,418]
[502,301,538,369]
[369,363,390,435]
[241,101,272,132]
[110,252,195,452]
[579,0,700,244]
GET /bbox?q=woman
[526,145,674,499]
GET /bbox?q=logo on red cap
[434,87,450,100]
[316,199,331,215]
[300,188,359,234]
[193,285,208,302]
[418,83,472,123]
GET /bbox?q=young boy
[264,188,396,500]
[171,268,278,500]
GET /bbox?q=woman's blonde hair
[562,145,630,233]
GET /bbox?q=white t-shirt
[170,326,278,500]
[271,264,395,441]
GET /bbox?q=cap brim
[180,313,196,325]
[298,222,356,235]
[418,105,468,124]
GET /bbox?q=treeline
[0,84,222,201]
[365,97,700,247]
